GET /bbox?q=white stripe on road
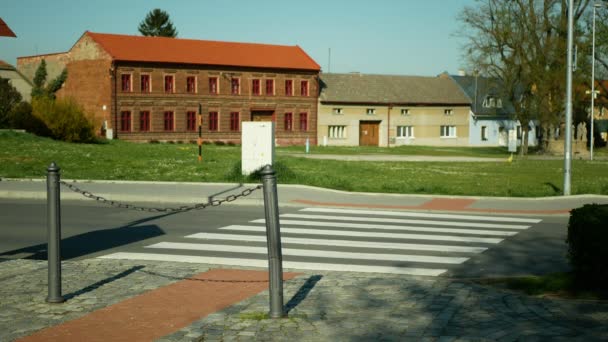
[255,219,517,237]
[277,214,530,230]
[300,207,542,224]
[221,225,503,244]
[186,232,487,253]
[99,252,447,276]
[146,242,468,264]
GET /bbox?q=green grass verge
[278,144,521,157]
[476,272,608,300]
[1,131,607,197]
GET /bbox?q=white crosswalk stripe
[99,207,541,276]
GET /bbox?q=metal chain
[59,181,262,213]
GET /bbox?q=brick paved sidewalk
[2,258,608,341]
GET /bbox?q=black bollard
[46,162,64,303]
[260,165,285,318]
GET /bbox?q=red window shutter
[266,79,274,95]
[284,112,293,131]
[121,75,131,92]
[285,80,293,96]
[140,111,150,131]
[165,76,173,93]
[252,79,260,95]
[301,81,308,96]
[300,112,308,131]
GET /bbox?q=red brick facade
[17,32,320,145]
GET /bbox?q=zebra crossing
[99,207,542,276]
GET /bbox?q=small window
[482,96,503,108]
[401,109,410,116]
[285,80,293,96]
[440,125,456,137]
[121,74,131,92]
[252,79,260,95]
[444,109,454,116]
[284,112,293,131]
[231,78,240,95]
[164,75,174,93]
[481,126,488,141]
[366,108,376,115]
[209,77,218,94]
[140,74,150,93]
[139,111,150,132]
[120,111,131,131]
[266,79,274,95]
[186,111,197,131]
[186,76,196,94]
[230,112,239,131]
[163,111,174,131]
[299,112,308,131]
[397,125,414,138]
[332,108,343,115]
[300,80,309,96]
[329,125,346,139]
[208,112,218,131]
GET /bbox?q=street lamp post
[564,0,574,196]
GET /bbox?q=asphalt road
[0,198,572,278]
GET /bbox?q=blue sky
[0,0,475,76]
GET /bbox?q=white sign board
[242,121,274,175]
[508,129,517,152]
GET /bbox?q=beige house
[318,73,471,146]
[0,60,32,102]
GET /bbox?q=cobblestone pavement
[2,259,608,342]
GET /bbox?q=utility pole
[563,0,574,196]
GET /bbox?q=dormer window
[483,95,503,108]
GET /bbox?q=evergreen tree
[31,59,47,98]
[138,9,178,38]
[30,59,67,99]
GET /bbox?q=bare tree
[458,0,591,154]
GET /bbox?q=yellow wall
[318,102,470,146]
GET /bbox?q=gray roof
[450,75,515,117]
[319,73,471,105]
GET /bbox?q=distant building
[318,73,471,146]
[0,60,32,102]
[17,31,321,145]
[450,74,538,147]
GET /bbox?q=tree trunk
[520,126,529,156]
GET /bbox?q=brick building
[17,31,321,145]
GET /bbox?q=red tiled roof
[86,32,320,71]
[0,18,16,37]
[0,60,12,69]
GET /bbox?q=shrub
[7,101,52,137]
[566,204,608,289]
[32,97,95,143]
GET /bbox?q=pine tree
[31,59,47,98]
[138,9,178,38]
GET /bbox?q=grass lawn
[1,131,607,197]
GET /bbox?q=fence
[45,162,286,318]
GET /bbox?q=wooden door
[359,121,379,146]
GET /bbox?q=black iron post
[260,165,285,318]
[198,103,203,162]
[46,162,64,303]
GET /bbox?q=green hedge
[566,204,608,289]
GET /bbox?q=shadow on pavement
[285,275,323,313]
[0,211,182,262]
[63,265,146,300]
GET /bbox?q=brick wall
[114,63,318,145]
